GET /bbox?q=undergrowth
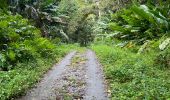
[92,45,170,99]
[0,44,76,100]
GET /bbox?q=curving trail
[17,50,108,100]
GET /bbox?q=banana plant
[131,5,170,32]
[108,3,170,44]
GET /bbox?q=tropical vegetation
[0,0,170,99]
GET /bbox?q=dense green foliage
[155,46,170,68]
[1,0,170,99]
[0,1,80,99]
[108,3,170,43]
[6,0,97,45]
[0,11,57,71]
[91,1,170,99]
[0,5,78,99]
[92,45,170,99]
[0,44,76,100]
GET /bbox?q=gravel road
[17,50,108,100]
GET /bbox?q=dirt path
[17,50,108,100]
[17,51,76,100]
[55,51,87,99]
[84,50,108,100]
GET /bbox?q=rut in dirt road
[17,51,76,100]
[17,50,108,100]
[84,50,108,100]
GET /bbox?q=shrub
[155,47,170,68]
[0,12,56,70]
[30,38,56,58]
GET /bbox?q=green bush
[155,47,170,68]
[0,13,36,70]
[24,38,56,58]
[0,12,57,70]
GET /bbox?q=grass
[91,45,170,99]
[0,44,77,100]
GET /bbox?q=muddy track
[17,50,108,100]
